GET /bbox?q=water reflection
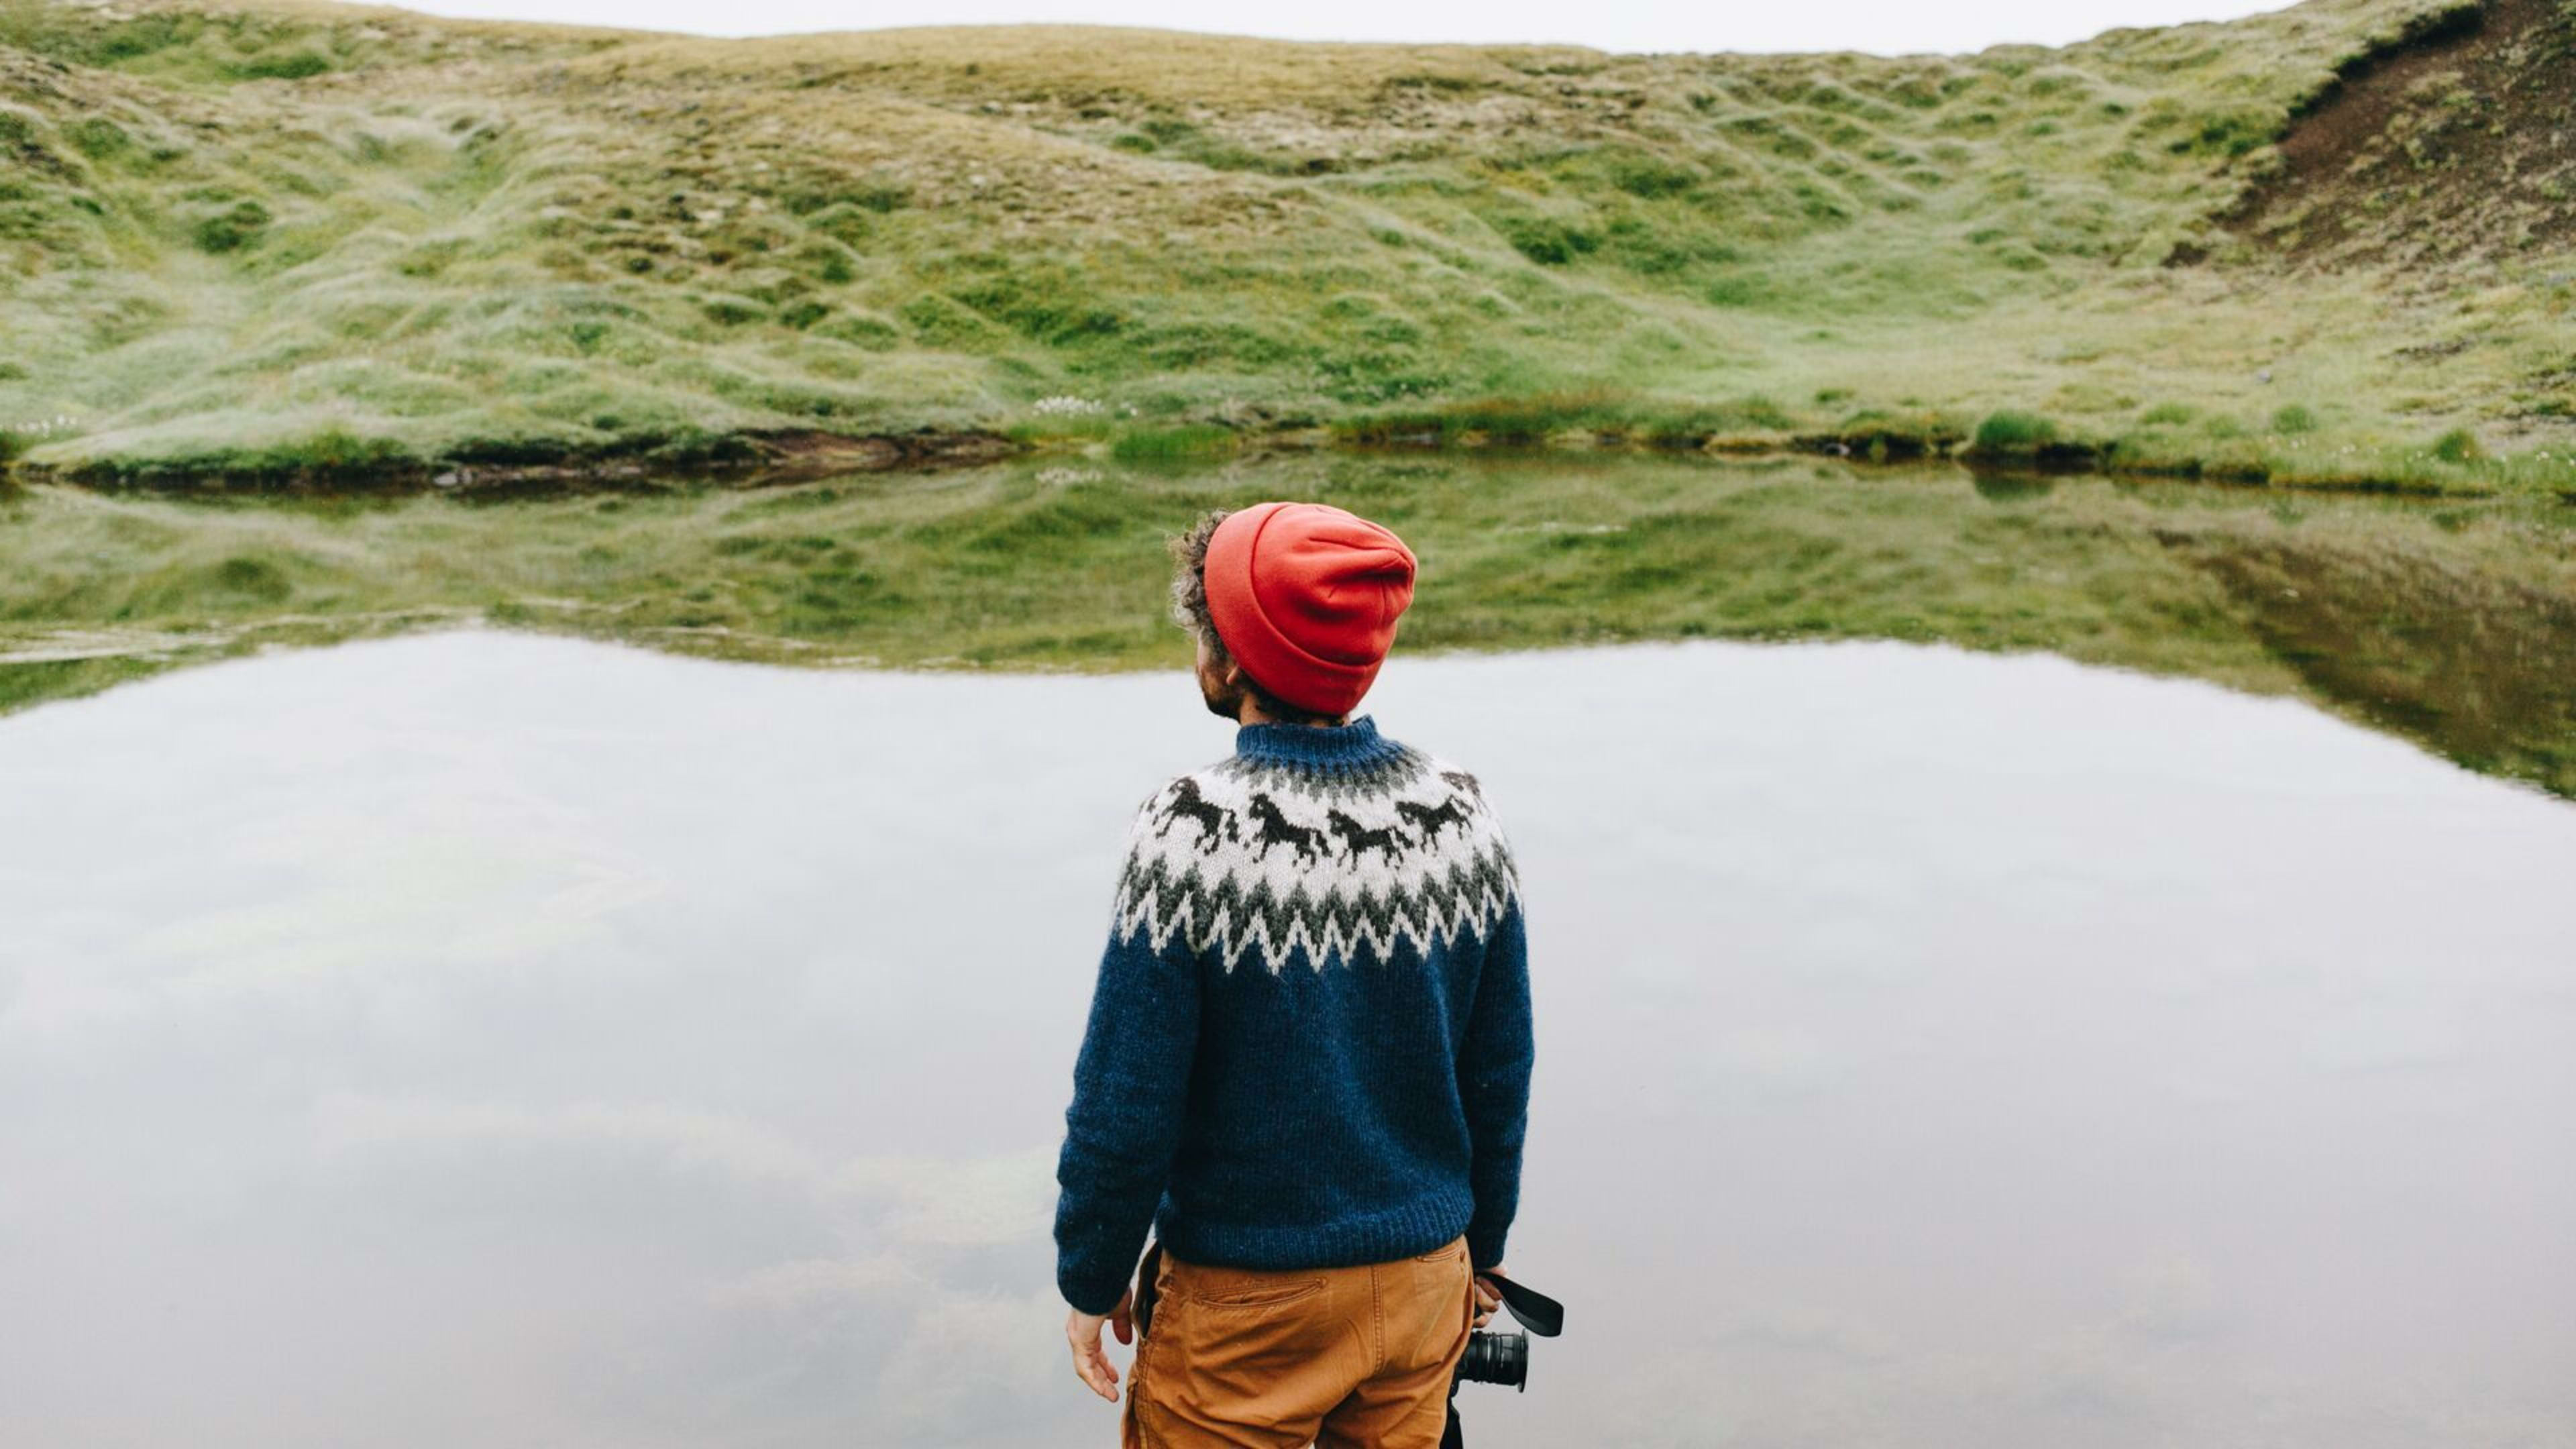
[1970,470,2058,502]
[3,631,2572,1447]
[4,455,2572,798]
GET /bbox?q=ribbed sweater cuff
[1059,1257,1134,1318]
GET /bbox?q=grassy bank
[15,405,2576,500]
[5,453,2571,795]
[1317,392,2576,496]
[3,0,2574,488]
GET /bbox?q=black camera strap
[1485,1273,1564,1338]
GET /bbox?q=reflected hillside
[2,453,2570,796]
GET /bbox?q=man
[1053,500,1537,1448]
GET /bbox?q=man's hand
[1472,1263,1507,1330]
[1065,1290,1135,1402]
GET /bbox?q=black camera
[1454,1328,1531,1390]
[1443,1275,1564,1446]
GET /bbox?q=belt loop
[1372,1257,1387,1370]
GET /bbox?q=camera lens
[1454,1330,1529,1390]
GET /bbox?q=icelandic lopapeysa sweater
[1053,713,1535,1317]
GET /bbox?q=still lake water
[4,628,2573,1448]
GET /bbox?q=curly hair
[1167,507,1344,726]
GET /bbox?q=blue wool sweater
[1053,714,1534,1316]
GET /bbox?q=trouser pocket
[1144,1258,1349,1440]
[1384,1242,1474,1372]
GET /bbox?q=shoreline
[1,428,1022,496]
[9,422,2574,502]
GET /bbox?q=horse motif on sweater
[1110,739,1522,974]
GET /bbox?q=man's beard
[1198,667,1245,722]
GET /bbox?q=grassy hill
[4,0,2575,490]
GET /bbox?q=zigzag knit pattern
[1109,737,1523,975]
[1053,712,1536,1317]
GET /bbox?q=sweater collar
[1234,713,1395,769]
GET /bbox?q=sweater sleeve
[1460,880,1535,1272]
[1053,798,1203,1316]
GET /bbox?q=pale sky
[378,0,2300,56]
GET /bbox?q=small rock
[432,471,462,488]
[2256,369,2273,383]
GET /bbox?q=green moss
[191,199,272,254]
[2432,427,2485,463]
[1334,391,1633,445]
[899,292,1003,346]
[1825,409,1969,460]
[1498,216,1602,266]
[66,118,132,159]
[231,50,331,80]
[700,295,770,326]
[2167,107,2277,158]
[1650,395,1796,441]
[1970,411,2060,453]
[1110,424,1242,460]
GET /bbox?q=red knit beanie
[1203,501,1418,717]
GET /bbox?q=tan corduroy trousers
[1122,1234,1477,1449]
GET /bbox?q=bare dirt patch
[2220,0,2576,270]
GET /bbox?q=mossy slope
[3,0,2573,487]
